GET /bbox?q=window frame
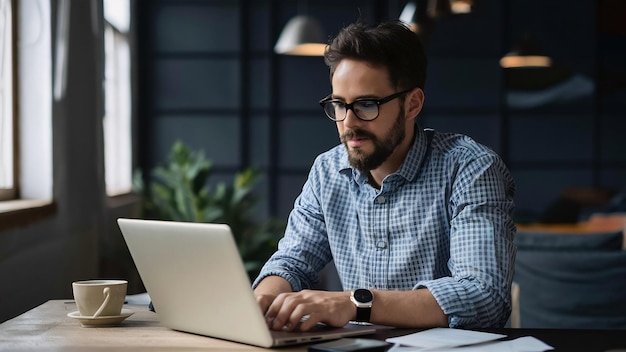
[0,0,56,230]
[0,0,17,201]
[103,0,134,197]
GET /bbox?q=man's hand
[264,290,354,332]
[253,276,293,314]
[255,292,277,314]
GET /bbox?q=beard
[340,108,406,173]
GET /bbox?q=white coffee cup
[72,280,128,318]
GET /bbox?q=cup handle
[92,287,111,318]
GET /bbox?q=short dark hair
[324,21,427,91]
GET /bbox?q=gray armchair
[513,230,626,328]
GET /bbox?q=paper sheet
[386,328,553,352]
[388,336,553,352]
[386,328,506,349]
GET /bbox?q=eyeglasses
[318,88,414,122]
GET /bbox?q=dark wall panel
[138,0,626,221]
[154,59,240,110]
[152,115,241,168]
[250,115,271,168]
[279,117,338,170]
[601,111,626,163]
[278,57,330,110]
[513,169,594,213]
[153,3,241,53]
[249,58,270,109]
[425,59,501,109]
[509,114,594,163]
[421,114,501,153]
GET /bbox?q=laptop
[117,218,378,348]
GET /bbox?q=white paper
[508,336,554,351]
[386,328,506,349]
[387,336,554,352]
[124,292,151,305]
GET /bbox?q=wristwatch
[350,289,373,322]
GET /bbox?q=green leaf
[136,141,285,279]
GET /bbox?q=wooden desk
[1,300,625,352]
[0,300,303,351]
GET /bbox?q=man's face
[331,59,407,172]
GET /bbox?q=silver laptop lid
[118,218,275,347]
[118,218,377,348]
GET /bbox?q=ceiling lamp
[449,0,474,14]
[500,35,552,69]
[274,15,326,56]
[400,0,474,35]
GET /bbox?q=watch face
[354,289,373,303]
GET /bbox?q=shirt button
[376,240,387,249]
[377,196,386,204]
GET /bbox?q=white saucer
[68,308,134,327]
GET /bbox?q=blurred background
[136,0,626,221]
[0,0,624,324]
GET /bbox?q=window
[103,0,132,196]
[1,0,54,205]
[0,0,15,201]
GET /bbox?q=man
[253,21,516,331]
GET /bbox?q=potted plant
[133,141,284,279]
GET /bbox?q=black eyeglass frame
[318,88,414,122]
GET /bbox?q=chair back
[514,230,626,328]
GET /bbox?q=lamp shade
[274,15,326,56]
[500,35,552,68]
[450,0,474,14]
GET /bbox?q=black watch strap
[355,306,371,322]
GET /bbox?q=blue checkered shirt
[253,126,516,328]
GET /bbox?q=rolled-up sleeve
[418,153,516,328]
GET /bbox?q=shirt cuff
[415,277,481,328]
